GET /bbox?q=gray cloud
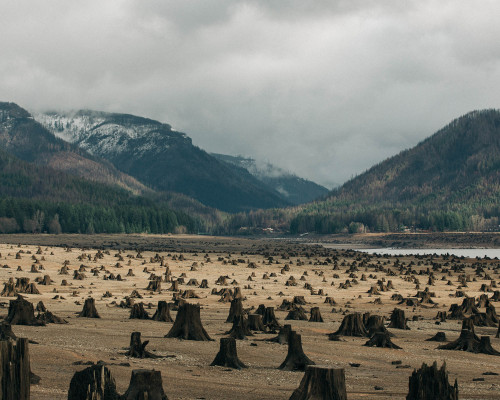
[2,0,500,188]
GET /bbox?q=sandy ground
[0,235,499,399]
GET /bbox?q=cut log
[126,332,159,358]
[364,332,402,349]
[164,303,212,341]
[226,298,244,323]
[129,303,150,320]
[152,301,173,322]
[67,364,120,400]
[122,369,168,400]
[5,295,44,326]
[0,338,30,400]
[78,298,100,318]
[332,313,368,337]
[210,337,247,369]
[309,307,324,322]
[279,330,315,371]
[406,361,458,400]
[289,366,347,400]
[388,308,410,330]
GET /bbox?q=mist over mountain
[36,110,290,213]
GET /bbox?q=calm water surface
[359,248,500,259]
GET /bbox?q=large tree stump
[279,331,315,371]
[268,324,292,345]
[476,336,500,356]
[364,332,402,349]
[309,307,324,322]
[289,366,347,400]
[78,298,100,318]
[129,303,150,320]
[36,310,68,324]
[1,280,17,297]
[226,298,244,323]
[152,301,173,322]
[0,321,17,340]
[331,313,368,337]
[406,362,458,400]
[210,337,247,369]
[364,315,392,337]
[164,303,212,341]
[67,364,120,400]
[247,314,267,332]
[285,306,308,321]
[122,369,168,400]
[426,332,447,342]
[227,315,253,340]
[0,338,30,400]
[438,329,479,352]
[5,296,44,326]
[126,332,159,358]
[263,307,281,331]
[388,308,410,330]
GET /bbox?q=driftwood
[289,366,347,400]
[406,362,458,400]
[68,364,120,400]
[210,337,247,369]
[122,369,168,400]
[164,303,212,341]
[0,338,31,400]
[279,330,315,371]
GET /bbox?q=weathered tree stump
[247,314,267,332]
[210,337,247,369]
[279,330,315,371]
[426,332,447,342]
[406,362,458,400]
[36,310,68,324]
[263,307,281,331]
[460,297,478,314]
[146,280,161,292]
[67,364,120,400]
[164,303,212,341]
[364,315,392,337]
[227,315,253,340]
[388,308,409,330]
[0,338,30,400]
[122,369,168,400]
[0,321,17,340]
[152,301,173,322]
[78,298,100,318]
[126,332,159,358]
[129,303,150,320]
[285,306,308,321]
[438,329,479,352]
[496,321,500,338]
[332,313,368,337]
[476,336,500,356]
[6,296,44,326]
[364,332,402,349]
[226,298,244,323]
[268,324,292,345]
[289,366,347,400]
[35,301,46,312]
[1,280,17,297]
[436,311,447,322]
[309,307,324,322]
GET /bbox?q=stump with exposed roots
[331,313,368,337]
[247,314,267,332]
[426,332,447,342]
[78,298,100,318]
[309,307,324,322]
[268,324,292,345]
[285,306,308,321]
[0,321,17,340]
[164,303,212,341]
[364,332,402,349]
[438,329,479,352]
[226,297,244,323]
[289,366,347,400]
[129,303,150,320]
[263,307,281,331]
[127,332,159,358]
[388,308,410,330]
[0,338,31,400]
[122,369,168,400]
[227,315,253,340]
[6,296,44,326]
[476,336,500,355]
[67,364,120,400]
[364,315,391,337]
[152,301,173,322]
[210,337,247,369]
[406,362,458,400]
[279,330,315,371]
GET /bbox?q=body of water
[359,248,500,259]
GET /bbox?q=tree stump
[364,315,392,337]
[285,306,308,321]
[496,321,499,339]
[164,303,212,341]
[0,321,17,340]
[152,301,173,322]
[309,307,324,322]
[127,332,159,358]
[438,329,479,352]
[210,337,247,369]
[36,310,68,324]
[35,301,47,312]
[247,314,267,332]
[268,324,292,345]
[289,366,347,400]
[388,308,409,330]
[332,313,368,337]
[1,280,17,297]
[227,315,253,340]
[406,362,458,400]
[226,298,244,323]
[5,296,44,326]
[476,336,500,356]
[68,364,120,400]
[279,330,315,371]
[129,303,150,320]
[426,332,447,342]
[460,297,478,314]
[146,280,161,292]
[78,298,100,318]
[122,369,168,400]
[364,332,402,349]
[0,338,30,400]
[263,307,281,331]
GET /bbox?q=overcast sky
[2,1,500,188]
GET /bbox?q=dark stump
[226,297,244,323]
[309,307,324,322]
[364,332,402,349]
[78,298,100,318]
[122,369,168,400]
[388,308,409,330]
[406,362,458,400]
[227,315,253,340]
[438,329,479,352]
[152,301,173,322]
[247,314,267,332]
[126,332,159,358]
[289,366,347,400]
[164,303,212,341]
[268,324,292,345]
[279,331,315,371]
[426,332,447,342]
[332,313,368,337]
[129,303,150,320]
[6,296,44,326]
[210,337,247,369]
[263,307,281,331]
[0,338,30,400]
[0,321,17,340]
[68,364,119,400]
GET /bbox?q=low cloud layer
[2,1,500,188]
